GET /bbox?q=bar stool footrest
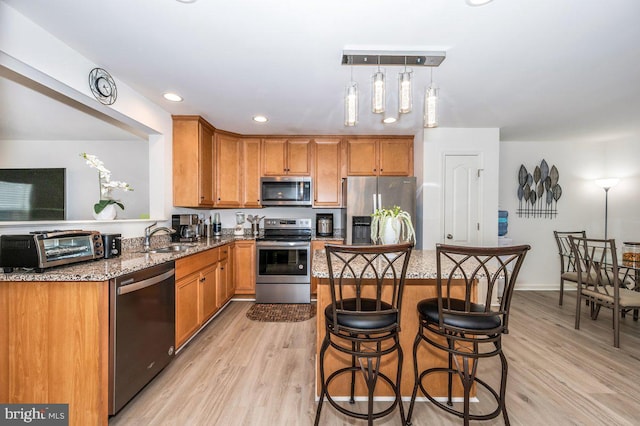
[416,367,503,422]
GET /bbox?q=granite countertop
[312,230,345,242]
[0,236,253,282]
[312,249,440,280]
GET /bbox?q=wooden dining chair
[554,230,586,306]
[569,236,640,348]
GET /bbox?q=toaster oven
[0,230,104,273]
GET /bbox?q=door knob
[446,234,453,239]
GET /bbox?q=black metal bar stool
[314,243,413,426]
[406,244,530,426]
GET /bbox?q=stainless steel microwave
[260,177,312,206]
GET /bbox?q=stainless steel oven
[255,218,311,303]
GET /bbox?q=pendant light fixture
[372,57,385,114]
[344,67,358,127]
[398,58,412,114]
[424,67,439,128]
[340,49,446,127]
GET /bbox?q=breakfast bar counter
[312,248,474,399]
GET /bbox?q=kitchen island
[0,236,243,426]
[312,248,475,399]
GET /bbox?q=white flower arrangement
[370,205,415,244]
[80,152,133,214]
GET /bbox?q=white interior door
[443,154,481,246]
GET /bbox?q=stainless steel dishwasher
[109,261,176,415]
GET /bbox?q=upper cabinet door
[346,137,413,177]
[262,138,287,176]
[346,138,378,176]
[379,138,413,176]
[242,138,262,207]
[173,116,215,207]
[262,138,311,176]
[314,138,343,207]
[286,139,312,176]
[215,132,242,207]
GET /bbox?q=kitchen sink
[142,244,197,254]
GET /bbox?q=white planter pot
[381,217,401,245]
[93,203,117,220]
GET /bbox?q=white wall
[0,2,173,237]
[0,139,149,220]
[418,128,500,250]
[499,138,640,289]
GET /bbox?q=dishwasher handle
[117,268,175,296]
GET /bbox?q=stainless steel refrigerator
[342,176,417,244]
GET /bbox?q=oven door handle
[117,269,175,296]
[256,241,310,248]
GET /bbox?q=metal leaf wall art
[516,159,561,218]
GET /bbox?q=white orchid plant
[80,153,133,214]
[370,205,416,244]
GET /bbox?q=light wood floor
[109,291,640,425]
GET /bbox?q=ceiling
[3,0,640,142]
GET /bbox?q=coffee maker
[172,214,200,242]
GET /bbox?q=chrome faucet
[143,222,176,251]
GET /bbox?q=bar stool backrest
[435,244,531,335]
[324,243,413,334]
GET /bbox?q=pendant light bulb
[398,70,412,114]
[424,86,438,128]
[372,70,385,114]
[345,81,358,127]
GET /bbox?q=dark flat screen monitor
[0,168,66,221]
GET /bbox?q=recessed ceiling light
[163,92,183,102]
[176,0,197,3]
[253,115,268,123]
[382,117,397,124]
[466,0,493,6]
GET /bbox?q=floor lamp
[595,178,619,240]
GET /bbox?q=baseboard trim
[515,286,575,291]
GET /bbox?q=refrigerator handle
[378,193,382,210]
[372,193,377,211]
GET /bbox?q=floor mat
[246,303,317,322]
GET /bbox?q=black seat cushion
[418,298,501,331]
[325,298,397,330]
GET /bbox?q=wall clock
[88,68,117,105]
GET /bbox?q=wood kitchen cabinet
[199,265,218,322]
[313,138,343,207]
[217,244,233,306]
[175,246,224,349]
[346,137,413,176]
[173,116,216,207]
[175,272,201,349]
[215,131,243,207]
[242,138,262,207]
[233,239,256,295]
[262,137,312,176]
